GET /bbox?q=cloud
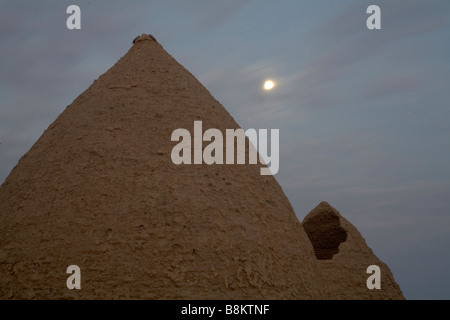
[164,0,254,31]
[285,0,450,109]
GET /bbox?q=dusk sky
[1,0,449,299]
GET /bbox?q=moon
[263,80,275,91]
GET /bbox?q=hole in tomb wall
[303,213,348,260]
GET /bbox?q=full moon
[263,80,275,91]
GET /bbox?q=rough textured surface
[302,202,405,300]
[0,34,324,299]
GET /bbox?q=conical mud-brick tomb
[0,34,324,299]
[302,201,404,299]
[0,34,404,300]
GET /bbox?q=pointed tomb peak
[306,201,342,218]
[132,33,157,44]
[302,202,404,300]
[0,35,324,299]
